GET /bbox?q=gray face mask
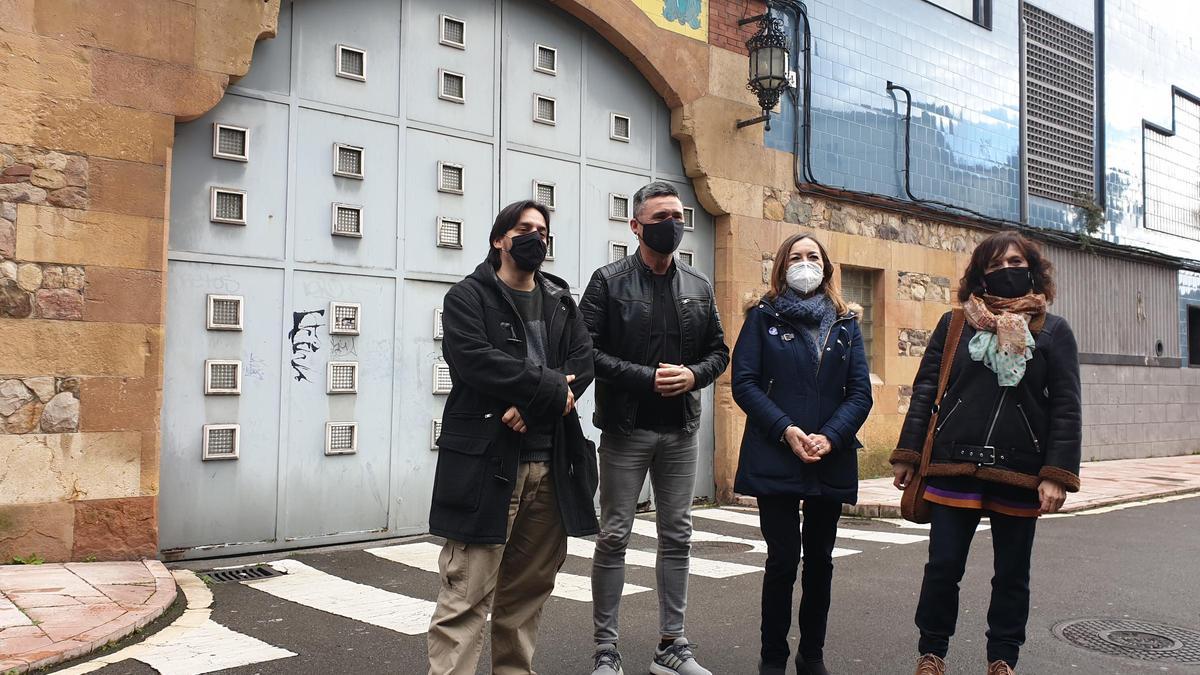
[786,261,824,294]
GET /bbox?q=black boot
[758,662,787,675]
[797,659,832,675]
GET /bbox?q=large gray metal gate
[161,0,715,559]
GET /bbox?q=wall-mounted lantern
[737,12,791,131]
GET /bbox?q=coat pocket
[432,432,492,512]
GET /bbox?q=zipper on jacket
[1016,403,1040,452]
[935,397,963,435]
[765,378,775,397]
[983,389,1010,447]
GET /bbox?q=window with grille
[210,188,247,225]
[925,0,991,28]
[609,241,629,263]
[431,419,443,450]
[610,113,631,142]
[329,302,361,335]
[678,250,695,267]
[325,422,358,455]
[207,294,244,331]
[327,361,359,394]
[533,181,556,209]
[202,424,240,460]
[332,204,363,238]
[333,144,364,179]
[433,362,453,394]
[683,206,696,231]
[440,15,465,49]
[436,217,463,249]
[534,95,557,125]
[438,162,464,194]
[439,69,465,103]
[1144,93,1200,241]
[212,124,248,161]
[433,307,444,340]
[336,44,366,81]
[610,194,630,221]
[205,360,242,395]
[534,44,557,75]
[840,267,877,372]
[1023,3,1095,204]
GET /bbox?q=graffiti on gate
[288,309,325,382]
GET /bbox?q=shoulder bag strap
[918,309,967,475]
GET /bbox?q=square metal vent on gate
[212,124,249,162]
[678,250,695,267]
[432,362,452,394]
[207,294,244,331]
[439,15,466,49]
[329,301,361,336]
[609,241,629,263]
[436,217,463,249]
[437,162,464,194]
[202,424,240,460]
[333,143,364,179]
[332,203,364,238]
[610,113,631,142]
[683,206,695,231]
[439,69,466,103]
[609,193,630,221]
[533,95,557,125]
[204,360,242,395]
[533,180,556,210]
[534,44,558,75]
[433,307,444,340]
[325,421,358,455]
[431,418,442,450]
[336,44,366,81]
[210,187,247,225]
[327,361,359,394]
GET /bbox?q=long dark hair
[486,200,551,269]
[957,231,1056,303]
[765,232,849,315]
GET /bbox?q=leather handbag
[901,309,966,524]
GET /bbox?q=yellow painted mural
[634,0,708,42]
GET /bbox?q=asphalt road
[58,495,1200,675]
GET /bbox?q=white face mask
[786,261,824,294]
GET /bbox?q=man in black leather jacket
[580,181,729,675]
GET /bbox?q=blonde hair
[765,233,849,316]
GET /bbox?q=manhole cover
[204,564,285,583]
[690,541,753,554]
[1054,618,1200,664]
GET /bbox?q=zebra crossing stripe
[365,541,651,602]
[564,537,762,579]
[691,508,930,545]
[243,559,436,635]
[629,518,861,558]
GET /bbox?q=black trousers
[757,495,842,666]
[915,503,1038,667]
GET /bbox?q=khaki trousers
[427,461,567,675]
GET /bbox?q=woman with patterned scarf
[890,231,1082,675]
[731,233,873,675]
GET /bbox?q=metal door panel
[582,33,656,170]
[293,108,400,269]
[168,96,290,260]
[502,0,583,156]
[280,271,397,541]
[404,0,497,136]
[160,262,285,551]
[234,0,292,96]
[502,150,582,289]
[581,166,648,276]
[294,0,402,116]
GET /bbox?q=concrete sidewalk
[845,454,1200,517]
[0,560,176,673]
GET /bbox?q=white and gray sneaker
[651,638,712,675]
[592,643,624,675]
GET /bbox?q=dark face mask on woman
[506,231,547,271]
[638,217,685,255]
[982,266,1034,298]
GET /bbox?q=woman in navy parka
[732,233,873,675]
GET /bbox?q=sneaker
[592,643,624,675]
[798,658,832,675]
[651,637,712,675]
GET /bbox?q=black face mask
[982,266,1034,298]
[639,217,685,255]
[506,231,547,272]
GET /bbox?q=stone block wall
[0,0,279,562]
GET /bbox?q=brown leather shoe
[915,654,946,675]
[986,660,1014,675]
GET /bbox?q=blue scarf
[771,290,836,364]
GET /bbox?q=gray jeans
[592,428,698,644]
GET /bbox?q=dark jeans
[915,503,1038,667]
[757,495,842,666]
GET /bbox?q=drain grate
[204,564,285,584]
[1054,618,1200,664]
[690,541,753,554]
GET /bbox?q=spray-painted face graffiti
[288,309,325,381]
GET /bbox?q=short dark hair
[957,231,1056,303]
[632,181,680,220]
[487,200,551,268]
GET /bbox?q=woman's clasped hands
[783,425,832,463]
